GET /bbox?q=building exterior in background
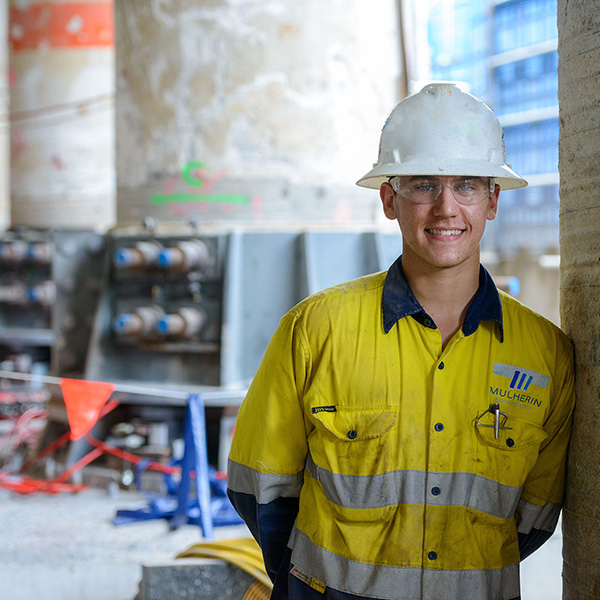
[428,0,559,256]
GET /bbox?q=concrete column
[0,1,9,230]
[558,1,600,597]
[115,0,401,225]
[8,0,115,230]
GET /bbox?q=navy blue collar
[381,256,504,341]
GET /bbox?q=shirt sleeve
[227,310,311,581]
[515,338,575,558]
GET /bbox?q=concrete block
[139,558,255,600]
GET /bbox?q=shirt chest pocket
[313,406,397,441]
[309,405,398,478]
[474,411,548,489]
[308,406,399,521]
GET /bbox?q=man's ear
[380,182,398,221]
[487,183,500,221]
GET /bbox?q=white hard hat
[356,83,527,191]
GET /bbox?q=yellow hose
[241,580,271,600]
[176,537,273,593]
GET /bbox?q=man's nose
[433,185,460,215]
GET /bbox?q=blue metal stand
[113,393,242,538]
[170,393,213,538]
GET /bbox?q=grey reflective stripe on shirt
[515,498,561,533]
[305,452,521,519]
[291,529,521,600]
[227,458,303,504]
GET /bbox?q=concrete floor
[0,483,562,600]
[0,484,248,600]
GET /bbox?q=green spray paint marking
[181,161,205,187]
[151,161,249,205]
[151,193,249,205]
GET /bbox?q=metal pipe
[0,369,246,402]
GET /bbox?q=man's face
[380,175,499,272]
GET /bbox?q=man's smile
[426,228,465,236]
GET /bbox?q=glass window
[421,0,559,252]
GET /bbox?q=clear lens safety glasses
[390,176,495,205]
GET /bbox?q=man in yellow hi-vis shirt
[227,83,575,600]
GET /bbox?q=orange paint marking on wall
[10,2,114,51]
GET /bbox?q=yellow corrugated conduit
[240,580,271,600]
[176,537,272,599]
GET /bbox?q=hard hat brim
[356,159,528,191]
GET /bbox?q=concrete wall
[115,0,401,225]
[557,0,600,597]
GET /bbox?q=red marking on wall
[51,154,67,170]
[9,2,114,52]
[252,196,263,220]
[10,130,27,163]
[8,68,18,87]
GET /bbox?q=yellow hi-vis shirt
[228,259,575,600]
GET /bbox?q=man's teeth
[427,229,463,236]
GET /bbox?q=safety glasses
[389,176,495,205]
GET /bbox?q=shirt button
[423,318,432,327]
[428,551,438,561]
[506,438,515,447]
[434,423,444,432]
[431,486,441,496]
[438,362,445,370]
[347,430,357,440]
